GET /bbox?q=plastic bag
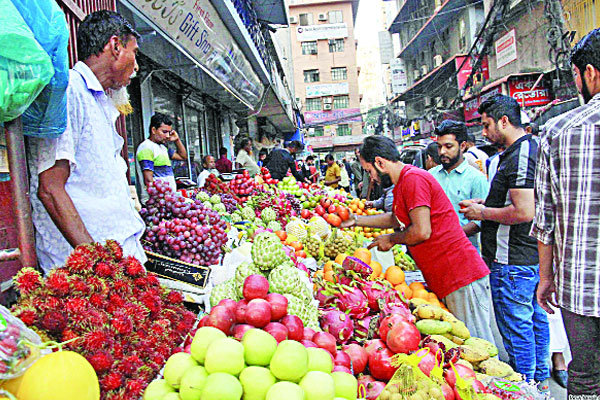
[0,0,54,122]
[11,0,70,138]
[0,305,42,380]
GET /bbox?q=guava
[191,327,226,364]
[200,372,243,400]
[164,353,199,389]
[299,371,336,400]
[331,371,358,400]
[143,379,175,400]
[269,340,308,382]
[204,338,245,376]
[239,366,276,400]
[265,381,305,400]
[307,347,333,373]
[180,366,208,400]
[242,329,277,366]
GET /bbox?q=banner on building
[296,23,348,41]
[304,108,362,125]
[495,29,517,69]
[125,0,264,109]
[456,56,489,89]
[378,31,394,64]
[463,86,502,121]
[306,135,334,148]
[306,82,349,97]
[508,75,551,107]
[391,58,408,95]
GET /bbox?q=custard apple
[268,265,301,295]
[209,278,237,306]
[213,203,226,213]
[197,191,210,202]
[231,213,242,223]
[203,201,213,210]
[267,221,282,232]
[261,207,277,224]
[251,232,287,270]
[210,194,221,205]
[241,206,256,221]
[283,294,305,319]
[285,219,308,241]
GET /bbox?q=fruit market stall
[0,171,547,400]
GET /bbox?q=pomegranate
[264,322,288,343]
[199,315,209,327]
[364,339,388,358]
[312,331,337,355]
[386,320,421,354]
[378,314,408,341]
[443,364,476,388]
[368,347,396,381]
[245,299,272,328]
[266,293,288,321]
[205,305,235,334]
[235,299,249,324]
[303,327,316,340]
[365,381,386,400]
[232,324,253,341]
[334,350,351,369]
[416,348,436,377]
[243,275,269,300]
[357,374,375,389]
[442,382,455,400]
[280,315,304,341]
[217,299,238,315]
[342,343,368,374]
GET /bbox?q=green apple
[143,379,175,400]
[164,353,199,389]
[269,340,308,382]
[266,382,304,400]
[204,338,245,376]
[299,371,335,400]
[239,366,276,400]
[331,371,358,400]
[164,394,181,400]
[200,372,242,400]
[190,327,226,364]
[306,347,333,373]
[180,366,208,400]
[242,329,277,366]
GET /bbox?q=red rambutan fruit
[88,351,114,373]
[13,267,43,295]
[104,239,124,261]
[13,308,36,326]
[40,311,68,334]
[82,330,111,351]
[100,371,123,392]
[166,291,184,305]
[45,269,71,296]
[95,262,114,278]
[121,256,145,277]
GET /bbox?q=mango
[416,320,452,335]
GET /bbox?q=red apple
[280,315,304,341]
[303,327,316,340]
[205,305,235,334]
[266,293,288,321]
[245,299,272,328]
[334,350,352,369]
[235,299,249,324]
[264,322,289,343]
[301,340,318,348]
[342,343,368,374]
[243,275,269,300]
[232,324,253,341]
[312,331,337,355]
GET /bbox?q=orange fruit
[395,283,412,299]
[335,254,348,265]
[323,261,334,274]
[385,266,405,286]
[412,289,429,300]
[358,202,365,210]
[370,261,383,277]
[324,270,336,283]
[314,270,324,279]
[353,248,372,265]
[409,281,425,292]
[427,292,438,303]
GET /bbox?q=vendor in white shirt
[197,155,220,188]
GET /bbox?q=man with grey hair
[464,133,488,175]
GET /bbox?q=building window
[333,95,349,109]
[329,39,345,53]
[305,98,322,111]
[299,13,313,26]
[331,67,347,81]
[313,127,324,136]
[337,124,351,136]
[302,41,318,55]
[303,69,320,83]
[328,10,343,23]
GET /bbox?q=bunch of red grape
[229,170,257,197]
[203,173,231,194]
[140,180,228,266]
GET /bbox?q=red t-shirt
[393,165,489,299]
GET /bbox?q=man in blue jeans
[460,94,550,391]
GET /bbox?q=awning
[251,0,288,25]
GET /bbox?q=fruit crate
[144,251,211,289]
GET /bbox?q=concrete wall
[289,0,362,136]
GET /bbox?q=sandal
[552,369,568,389]
[537,378,551,394]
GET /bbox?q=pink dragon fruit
[320,309,354,344]
[342,257,372,279]
[354,315,374,339]
[361,281,387,311]
[335,286,370,319]
[315,288,336,307]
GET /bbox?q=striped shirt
[530,93,600,317]
[481,134,539,266]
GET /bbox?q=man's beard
[374,165,391,184]
[441,153,461,170]
[581,77,593,103]
[107,71,135,115]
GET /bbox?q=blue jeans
[490,262,550,382]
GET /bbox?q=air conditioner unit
[413,70,421,80]
[289,16,298,24]
[295,97,302,103]
[424,97,432,107]
[310,49,318,55]
[318,13,327,21]
[421,65,429,75]
[433,55,443,68]
[435,97,444,108]
[434,0,443,9]
[323,103,332,110]
[323,97,333,104]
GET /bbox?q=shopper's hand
[364,201,374,209]
[537,277,558,314]
[459,202,485,221]
[367,233,394,252]
[358,182,363,190]
[340,215,356,229]
[169,130,180,142]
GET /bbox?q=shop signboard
[391,58,408,95]
[508,75,551,107]
[306,135,334,148]
[456,56,489,89]
[464,86,502,121]
[296,23,348,41]
[145,251,211,289]
[495,29,517,69]
[306,82,349,98]
[334,135,364,146]
[304,108,362,124]
[126,0,264,110]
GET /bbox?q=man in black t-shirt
[460,94,550,389]
[264,140,307,182]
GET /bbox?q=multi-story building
[288,0,362,153]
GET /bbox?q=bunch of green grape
[393,245,417,271]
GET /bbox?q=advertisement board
[495,29,517,69]
[126,0,264,109]
[508,75,551,107]
[306,82,349,97]
[304,108,362,125]
[456,56,489,89]
[306,135,334,148]
[464,86,502,121]
[296,23,348,41]
[391,58,408,95]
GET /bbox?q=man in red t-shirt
[342,135,495,344]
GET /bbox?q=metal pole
[4,118,37,269]
[180,101,193,180]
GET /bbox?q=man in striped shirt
[531,29,600,396]
[460,94,550,388]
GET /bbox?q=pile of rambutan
[11,240,197,400]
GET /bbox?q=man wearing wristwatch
[460,95,550,387]
[342,135,495,345]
